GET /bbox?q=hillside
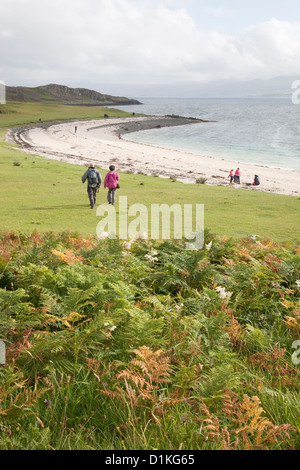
[6,83,141,106]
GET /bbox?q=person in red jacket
[234,168,241,184]
[104,165,119,205]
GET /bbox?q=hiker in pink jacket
[104,165,119,205]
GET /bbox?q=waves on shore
[116,98,300,171]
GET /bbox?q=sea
[115,97,300,171]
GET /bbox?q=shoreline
[7,115,300,197]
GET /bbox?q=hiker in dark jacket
[82,164,102,209]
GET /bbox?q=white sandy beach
[10,116,300,197]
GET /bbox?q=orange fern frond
[223,390,297,450]
[52,249,83,264]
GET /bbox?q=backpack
[88,168,98,186]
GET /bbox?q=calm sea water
[115,98,300,170]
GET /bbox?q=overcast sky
[1,0,300,94]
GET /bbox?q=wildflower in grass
[205,241,212,250]
[175,303,184,313]
[248,234,261,241]
[103,322,117,332]
[145,254,158,263]
[98,231,109,240]
[123,241,132,250]
[215,286,233,301]
[145,248,158,264]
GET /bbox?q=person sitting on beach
[82,163,102,209]
[104,165,119,206]
[229,169,234,183]
[234,168,241,184]
[253,174,260,186]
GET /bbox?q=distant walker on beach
[104,165,120,206]
[82,163,102,209]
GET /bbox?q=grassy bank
[0,101,135,130]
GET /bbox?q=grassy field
[0,101,135,129]
[0,142,299,243]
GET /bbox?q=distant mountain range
[97,76,300,99]
[5,77,299,104]
[6,83,141,106]
[178,76,299,99]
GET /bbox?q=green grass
[0,145,299,243]
[0,101,299,243]
[0,101,136,129]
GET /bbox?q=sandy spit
[7,115,300,197]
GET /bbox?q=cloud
[1,0,300,88]
[234,18,300,78]
[206,6,233,18]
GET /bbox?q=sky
[1,0,300,95]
